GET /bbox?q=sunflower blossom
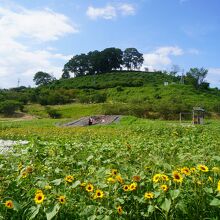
[34,191,45,204]
[5,200,13,209]
[172,171,183,183]
[94,189,104,199]
[160,184,168,192]
[153,174,161,183]
[181,167,191,176]
[129,182,137,191]
[197,164,209,172]
[123,185,130,192]
[217,180,220,192]
[58,196,66,204]
[117,206,123,215]
[144,192,154,199]
[85,183,94,192]
[65,175,74,183]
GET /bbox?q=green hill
[50,71,177,89]
[1,71,220,120]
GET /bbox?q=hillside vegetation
[0,71,220,120]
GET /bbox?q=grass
[23,103,105,119]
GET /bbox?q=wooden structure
[192,107,205,124]
[179,107,205,124]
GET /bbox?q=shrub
[45,107,61,118]
[0,100,22,116]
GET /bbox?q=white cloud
[207,68,220,87]
[119,3,136,16]
[86,3,135,20]
[86,5,117,20]
[0,4,77,88]
[0,7,78,42]
[143,46,184,71]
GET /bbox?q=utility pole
[180,69,184,84]
[17,78,20,87]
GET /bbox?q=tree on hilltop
[61,70,70,79]
[123,48,144,70]
[185,67,208,88]
[33,71,55,86]
[63,54,89,77]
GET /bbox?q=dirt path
[0,113,36,122]
[62,115,122,127]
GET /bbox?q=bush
[45,107,61,119]
[78,93,107,104]
[0,100,22,116]
[102,103,150,117]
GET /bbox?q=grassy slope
[48,71,220,114]
[50,71,177,89]
[105,84,220,110]
[24,103,104,118]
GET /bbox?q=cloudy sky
[0,0,220,88]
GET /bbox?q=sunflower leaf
[51,179,62,186]
[71,180,81,188]
[29,205,40,220]
[210,198,220,207]
[45,204,60,220]
[170,189,180,200]
[161,198,171,213]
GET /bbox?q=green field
[1,117,220,219]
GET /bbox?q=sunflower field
[0,118,220,219]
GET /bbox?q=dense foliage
[0,118,220,219]
[0,70,219,118]
[63,48,143,77]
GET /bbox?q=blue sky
[0,0,220,88]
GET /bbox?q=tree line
[33,47,210,90]
[62,47,144,78]
[33,47,144,86]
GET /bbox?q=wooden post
[192,110,194,124]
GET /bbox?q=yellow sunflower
[80,182,86,187]
[190,167,196,173]
[111,169,118,176]
[172,171,183,183]
[58,196,66,204]
[21,171,28,178]
[65,175,74,183]
[132,175,141,182]
[18,162,23,171]
[160,184,168,192]
[161,174,169,181]
[116,175,124,184]
[144,192,154,199]
[123,185,130,192]
[44,185,52,190]
[217,180,220,192]
[181,167,191,176]
[107,177,116,184]
[34,192,45,204]
[197,164,209,172]
[85,183,94,192]
[94,189,104,199]
[5,200,13,209]
[35,189,43,194]
[26,166,33,173]
[117,206,123,215]
[129,182,137,191]
[152,174,161,183]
